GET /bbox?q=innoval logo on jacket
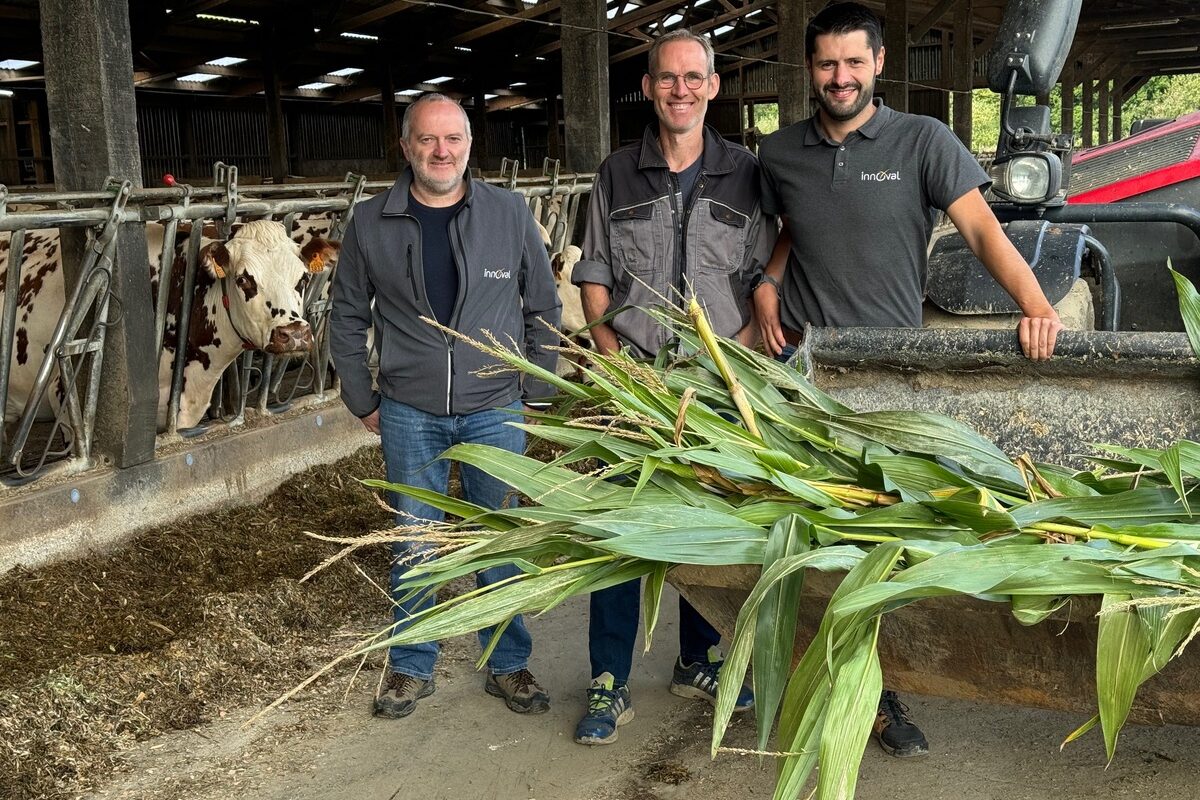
[483,267,513,279]
[861,169,901,182]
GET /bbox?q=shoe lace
[505,668,538,693]
[586,686,619,714]
[878,692,912,726]
[386,672,415,693]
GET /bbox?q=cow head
[200,220,339,355]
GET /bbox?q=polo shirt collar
[805,99,893,145]
[636,123,735,175]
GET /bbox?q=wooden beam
[610,0,777,64]
[170,0,232,18]
[330,0,417,33]
[449,0,561,46]
[909,0,957,45]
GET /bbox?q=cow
[2,219,339,432]
[550,244,591,378]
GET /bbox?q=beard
[814,78,875,122]
[411,158,466,197]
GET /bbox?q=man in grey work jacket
[752,2,1065,757]
[330,93,562,721]
[570,29,774,746]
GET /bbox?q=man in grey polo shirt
[751,2,1064,757]
[752,1,1062,363]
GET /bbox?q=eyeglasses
[653,71,710,90]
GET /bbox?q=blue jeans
[379,396,532,680]
[589,581,721,685]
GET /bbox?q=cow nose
[266,320,313,354]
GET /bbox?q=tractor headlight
[988,153,1062,204]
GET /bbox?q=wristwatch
[751,272,782,296]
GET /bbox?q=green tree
[968,74,1200,154]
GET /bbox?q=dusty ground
[3,445,1199,800]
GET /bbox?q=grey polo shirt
[758,101,989,329]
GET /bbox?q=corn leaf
[1170,264,1200,357]
[752,516,811,748]
[815,619,883,800]
[642,562,668,651]
[1095,594,1152,762]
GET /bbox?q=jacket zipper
[406,244,420,301]
[405,218,454,414]
[668,172,707,299]
[444,212,471,416]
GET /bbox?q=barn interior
[0,0,1196,187]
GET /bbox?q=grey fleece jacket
[329,169,562,418]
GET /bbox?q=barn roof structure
[0,1,1197,110]
[0,0,1196,185]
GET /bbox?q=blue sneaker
[670,647,754,712]
[574,672,635,745]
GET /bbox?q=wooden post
[546,93,561,162]
[777,0,810,126]
[1080,76,1093,148]
[39,0,157,468]
[560,0,609,173]
[883,0,909,112]
[0,95,18,185]
[472,88,489,170]
[952,0,973,149]
[1061,59,1075,140]
[262,52,289,182]
[1112,77,1124,141]
[1098,78,1110,146]
[380,59,402,172]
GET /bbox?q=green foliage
[345,295,1200,799]
[754,102,780,135]
[967,74,1200,154]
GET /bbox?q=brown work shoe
[485,668,551,714]
[373,671,435,719]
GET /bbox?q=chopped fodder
[0,446,392,800]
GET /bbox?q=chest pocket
[693,200,748,275]
[610,202,661,278]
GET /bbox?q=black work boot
[874,690,929,757]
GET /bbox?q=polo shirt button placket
[834,144,849,184]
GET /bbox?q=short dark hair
[805,2,883,61]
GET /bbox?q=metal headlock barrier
[0,161,594,486]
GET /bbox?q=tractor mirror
[986,0,1082,95]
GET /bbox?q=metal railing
[0,160,595,485]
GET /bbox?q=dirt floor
[3,445,1199,800]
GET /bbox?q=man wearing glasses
[571,29,774,745]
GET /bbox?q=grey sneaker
[373,672,435,719]
[485,668,551,714]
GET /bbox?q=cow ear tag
[212,263,227,279]
[307,253,327,273]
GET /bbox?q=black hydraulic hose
[1081,233,1119,331]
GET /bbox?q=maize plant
[339,271,1200,800]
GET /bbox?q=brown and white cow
[2,219,339,431]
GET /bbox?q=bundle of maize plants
[354,283,1200,800]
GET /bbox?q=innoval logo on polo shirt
[861,169,902,182]
[483,267,513,279]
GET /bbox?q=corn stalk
[339,289,1200,799]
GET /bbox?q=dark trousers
[588,577,721,685]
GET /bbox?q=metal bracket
[212,162,239,239]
